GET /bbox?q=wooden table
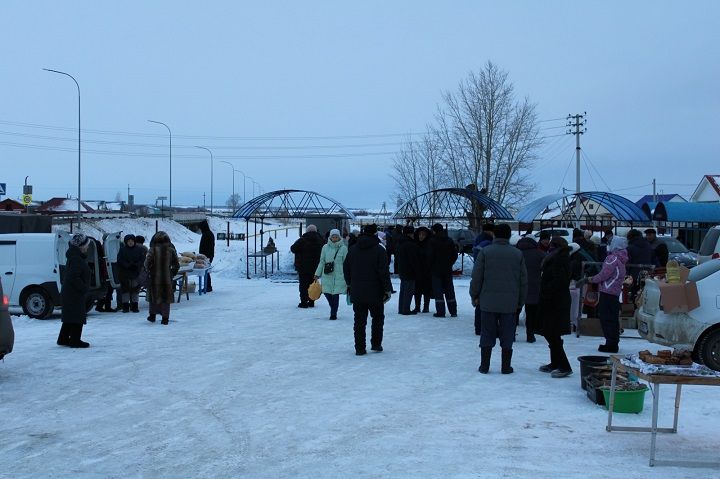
[606,355,720,467]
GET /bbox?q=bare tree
[393,61,541,213]
[226,193,241,212]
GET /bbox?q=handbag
[323,247,341,275]
[583,282,600,307]
[308,280,322,301]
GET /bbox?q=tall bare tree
[393,61,541,213]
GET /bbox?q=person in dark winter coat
[516,237,547,343]
[291,225,325,308]
[116,234,145,313]
[538,230,552,253]
[536,237,573,378]
[428,223,459,317]
[145,231,180,325]
[343,224,393,355]
[470,224,528,374]
[198,220,215,292]
[471,223,495,259]
[413,227,433,313]
[626,229,654,302]
[394,225,422,315]
[58,233,92,348]
[645,228,669,267]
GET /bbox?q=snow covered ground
[3,219,719,478]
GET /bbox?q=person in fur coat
[145,231,180,325]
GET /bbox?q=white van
[697,225,720,265]
[0,233,107,319]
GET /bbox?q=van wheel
[699,329,720,372]
[22,288,54,319]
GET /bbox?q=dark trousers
[149,302,170,319]
[398,279,415,314]
[525,304,539,339]
[474,306,482,335]
[479,311,516,349]
[414,280,431,311]
[353,301,385,352]
[545,334,571,371]
[58,323,84,342]
[298,272,314,304]
[598,292,621,346]
[324,293,340,317]
[432,274,457,316]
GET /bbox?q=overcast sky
[1,1,718,209]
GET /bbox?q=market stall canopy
[516,191,650,223]
[652,201,720,223]
[232,189,355,220]
[392,188,514,222]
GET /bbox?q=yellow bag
[308,280,322,301]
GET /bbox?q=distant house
[0,198,25,212]
[85,200,125,212]
[690,175,720,202]
[634,194,686,207]
[36,197,96,215]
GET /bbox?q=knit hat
[403,225,415,235]
[329,229,341,238]
[306,224,317,233]
[69,233,90,248]
[431,223,444,234]
[363,224,378,236]
[609,236,628,252]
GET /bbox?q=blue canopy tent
[650,201,720,250]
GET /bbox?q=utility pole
[652,178,657,203]
[567,113,587,227]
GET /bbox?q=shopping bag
[308,280,322,301]
[583,283,599,307]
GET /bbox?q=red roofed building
[0,198,25,211]
[35,197,96,214]
[691,175,720,202]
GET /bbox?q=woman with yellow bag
[313,229,349,320]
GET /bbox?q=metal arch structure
[392,188,514,225]
[516,191,651,226]
[233,190,355,279]
[233,189,355,221]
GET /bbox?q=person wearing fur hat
[428,223,458,317]
[116,234,145,313]
[291,224,325,308]
[580,236,629,353]
[413,226,433,313]
[314,229,348,320]
[395,225,422,315]
[536,237,573,377]
[57,233,92,348]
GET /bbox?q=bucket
[601,386,648,413]
[577,355,610,390]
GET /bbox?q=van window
[659,237,689,253]
[699,228,720,256]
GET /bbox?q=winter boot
[478,347,492,374]
[161,317,169,325]
[147,314,156,323]
[57,324,71,346]
[67,324,89,348]
[448,300,458,318]
[122,303,130,313]
[598,343,619,353]
[501,348,514,374]
[131,302,139,313]
[308,300,315,308]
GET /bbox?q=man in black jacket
[344,224,393,355]
[395,225,421,315]
[428,223,459,317]
[291,224,324,308]
[198,220,215,292]
[116,234,145,313]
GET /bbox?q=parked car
[697,225,720,265]
[637,259,720,370]
[447,228,475,254]
[0,277,14,360]
[0,232,107,319]
[655,236,698,268]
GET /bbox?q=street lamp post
[148,120,172,210]
[44,68,81,225]
[219,160,236,210]
[195,146,214,214]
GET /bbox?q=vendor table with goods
[606,354,720,467]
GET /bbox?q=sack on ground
[308,280,322,301]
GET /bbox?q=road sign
[22,194,32,205]
[0,183,6,195]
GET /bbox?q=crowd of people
[56,223,209,348]
[292,221,674,372]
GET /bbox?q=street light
[148,120,172,210]
[247,177,255,198]
[195,146,214,214]
[219,160,237,209]
[44,68,81,225]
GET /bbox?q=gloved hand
[383,291,392,304]
[472,297,479,307]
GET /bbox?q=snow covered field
[2,219,719,478]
